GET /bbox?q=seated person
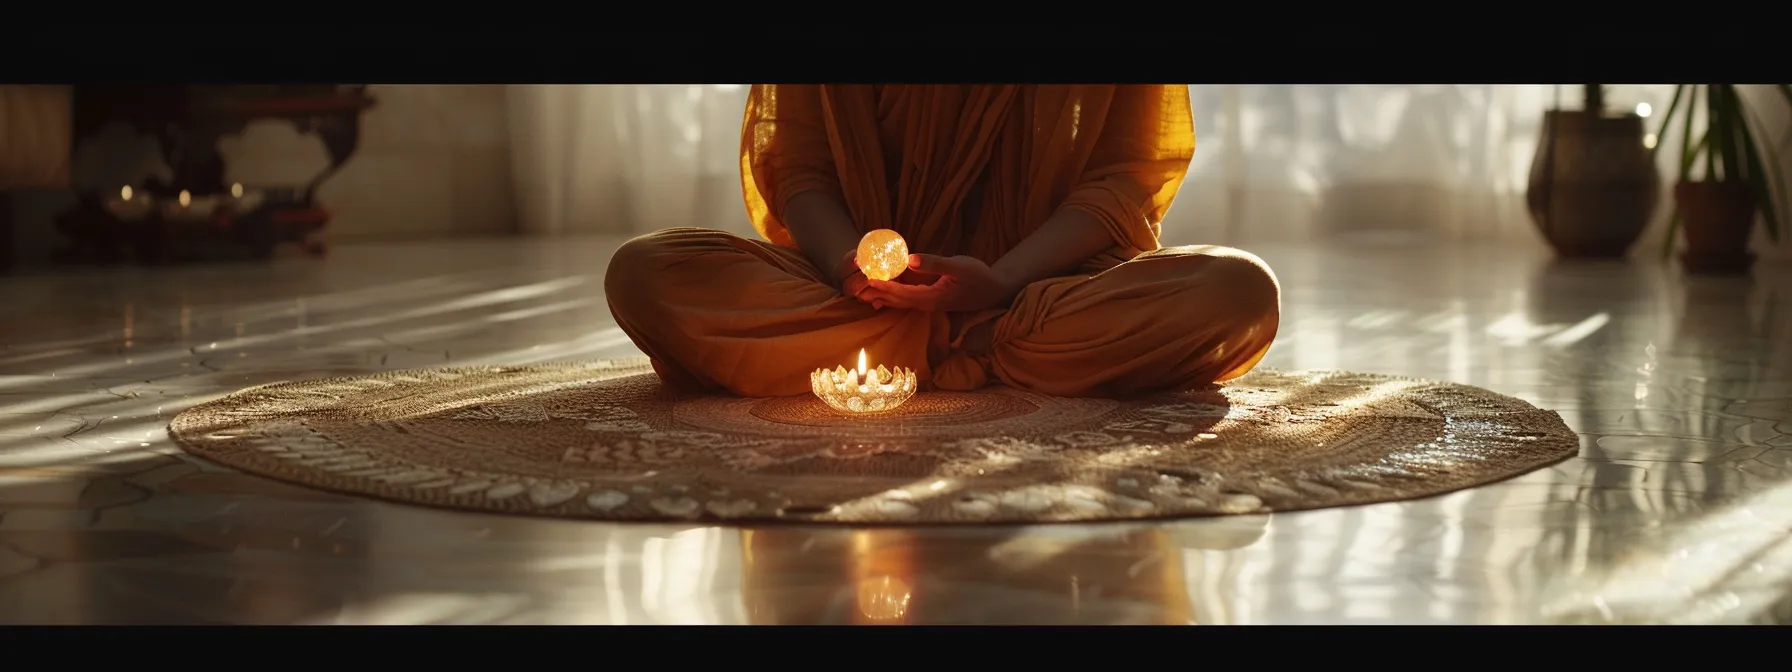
[606,84,1280,398]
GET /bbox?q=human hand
[861,254,1020,312]
[834,249,874,304]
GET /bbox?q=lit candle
[106,185,152,221]
[811,348,917,414]
[226,182,263,213]
[166,189,220,219]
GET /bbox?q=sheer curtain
[506,84,753,237]
[506,85,1789,257]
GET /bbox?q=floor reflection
[1,235,1789,623]
[739,519,1269,625]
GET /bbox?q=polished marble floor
[1,234,1789,625]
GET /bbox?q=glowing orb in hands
[855,229,910,282]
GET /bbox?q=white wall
[220,84,516,241]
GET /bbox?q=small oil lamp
[226,182,264,213]
[163,189,191,218]
[105,185,152,221]
[166,189,222,220]
[811,348,917,414]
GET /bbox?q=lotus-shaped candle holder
[811,348,917,414]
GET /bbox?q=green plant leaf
[1665,85,1704,260]
[1709,84,1727,181]
[1735,121,1774,241]
[1713,85,1727,181]
[1736,93,1786,242]
[1716,85,1741,182]
[1665,136,1698,260]
[1652,85,1686,159]
[1682,133,1709,174]
[1681,85,1702,174]
[1721,86,1744,181]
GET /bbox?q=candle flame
[178,190,192,206]
[231,183,244,198]
[857,349,868,376]
[120,186,133,200]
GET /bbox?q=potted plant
[1526,85,1662,258]
[1648,84,1791,274]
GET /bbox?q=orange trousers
[605,228,1280,398]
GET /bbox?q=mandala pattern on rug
[168,359,1579,524]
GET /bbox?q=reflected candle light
[811,348,917,414]
[855,575,912,623]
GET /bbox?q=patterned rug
[167,359,1578,524]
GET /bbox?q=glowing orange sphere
[855,229,909,282]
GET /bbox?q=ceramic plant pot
[1673,180,1757,274]
[1526,110,1661,258]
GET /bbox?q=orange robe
[606,85,1279,398]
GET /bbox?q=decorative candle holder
[104,186,153,221]
[811,348,917,414]
[163,190,220,221]
[228,182,265,214]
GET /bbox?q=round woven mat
[168,359,1578,524]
